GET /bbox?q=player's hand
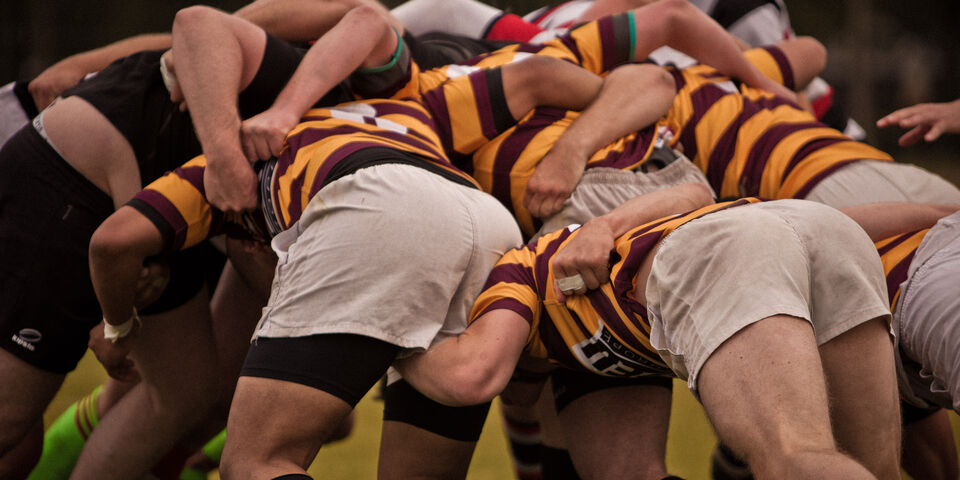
[877,99,960,147]
[28,60,87,110]
[203,150,260,213]
[523,146,587,219]
[160,50,187,111]
[551,219,616,301]
[240,108,298,162]
[88,323,140,382]
[751,76,798,106]
[133,259,170,310]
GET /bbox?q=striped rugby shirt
[467,46,791,238]
[659,50,892,200]
[383,11,639,100]
[469,197,763,377]
[876,229,929,312]
[128,68,515,254]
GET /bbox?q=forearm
[89,207,165,328]
[265,5,397,122]
[631,0,773,89]
[592,182,715,237]
[236,0,402,43]
[551,63,676,163]
[58,33,172,74]
[502,56,604,120]
[840,203,960,242]
[395,310,530,406]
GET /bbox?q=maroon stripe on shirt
[739,121,825,197]
[876,231,918,257]
[535,230,574,297]
[794,159,859,199]
[135,189,189,252]
[681,84,730,186]
[885,251,915,307]
[588,129,657,170]
[174,165,206,195]
[779,135,846,185]
[478,298,535,325]
[469,70,499,140]
[762,46,795,91]
[612,230,662,300]
[586,291,651,354]
[484,261,537,291]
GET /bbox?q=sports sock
[179,429,226,480]
[503,415,543,480]
[26,385,102,480]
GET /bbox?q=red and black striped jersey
[470,197,763,376]
[129,68,514,253]
[875,229,929,311]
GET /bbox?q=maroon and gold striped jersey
[875,229,929,311]
[470,198,763,376]
[386,12,638,100]
[660,48,893,200]
[129,68,514,253]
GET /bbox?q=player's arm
[88,206,165,381]
[552,182,714,295]
[627,0,795,101]
[239,4,401,160]
[28,33,172,110]
[839,203,960,242]
[877,99,960,147]
[394,309,532,407]
[236,0,403,43]
[524,62,677,218]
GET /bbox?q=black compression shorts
[550,368,673,413]
[240,333,400,408]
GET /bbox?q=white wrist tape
[104,308,140,343]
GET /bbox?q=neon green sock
[179,429,226,480]
[200,429,226,463]
[27,385,102,480]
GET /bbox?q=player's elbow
[441,362,510,407]
[173,5,223,37]
[657,0,699,29]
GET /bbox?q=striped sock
[503,415,543,480]
[26,385,102,480]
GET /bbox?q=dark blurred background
[2,0,958,173]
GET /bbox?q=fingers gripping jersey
[464,46,793,238]
[470,198,763,377]
[129,69,513,252]
[876,230,929,311]
[661,47,893,200]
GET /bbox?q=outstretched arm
[524,63,677,218]
[840,203,960,242]
[628,0,795,101]
[552,182,714,296]
[28,32,172,110]
[877,99,960,147]
[394,309,531,407]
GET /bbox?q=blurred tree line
[2,0,958,157]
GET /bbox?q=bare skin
[877,98,960,146]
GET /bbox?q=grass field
[47,351,960,479]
